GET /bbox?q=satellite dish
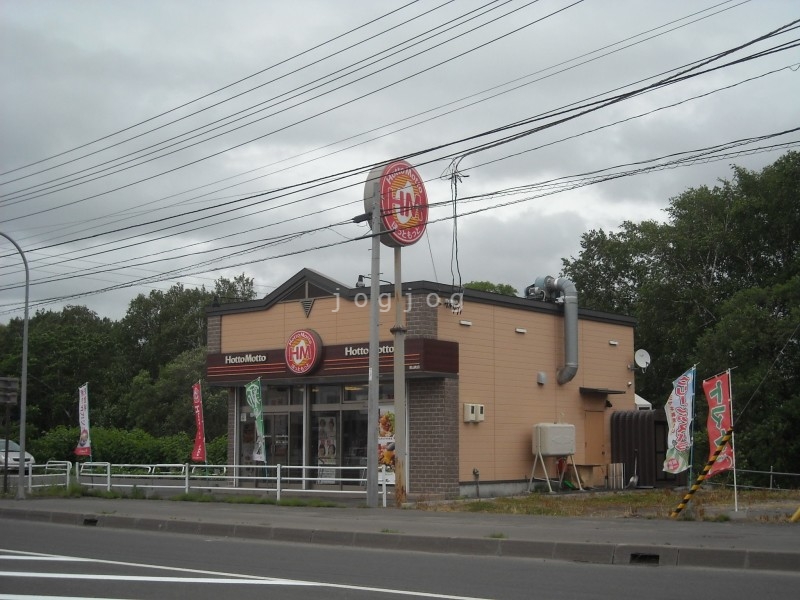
[634,349,651,370]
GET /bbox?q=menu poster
[317,416,337,483]
[378,406,396,485]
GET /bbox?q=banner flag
[245,378,266,462]
[191,382,206,462]
[74,383,91,456]
[704,370,734,478]
[663,367,695,474]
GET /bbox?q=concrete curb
[3,506,798,572]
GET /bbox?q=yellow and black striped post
[670,429,733,519]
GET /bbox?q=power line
[2,131,795,314]
[0,0,531,203]
[2,55,795,288]
[7,25,794,269]
[0,0,752,251]
[0,0,427,178]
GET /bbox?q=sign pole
[362,160,427,507]
[392,246,407,505]
[366,195,381,508]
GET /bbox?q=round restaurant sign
[364,160,428,247]
[285,329,322,375]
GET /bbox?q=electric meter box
[532,423,575,456]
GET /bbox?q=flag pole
[728,369,738,512]
[671,427,734,518]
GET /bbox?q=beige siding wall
[438,300,635,485]
[220,297,395,352]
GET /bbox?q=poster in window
[317,416,337,484]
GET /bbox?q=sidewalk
[1,496,798,572]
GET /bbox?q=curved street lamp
[0,232,29,500]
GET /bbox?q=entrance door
[584,410,606,464]
[265,414,289,466]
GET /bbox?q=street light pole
[0,232,29,500]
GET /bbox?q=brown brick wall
[408,377,460,500]
[407,293,437,339]
[207,315,221,353]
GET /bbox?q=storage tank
[532,423,575,456]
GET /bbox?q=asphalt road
[2,519,799,600]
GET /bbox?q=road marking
[0,596,132,600]
[0,549,493,599]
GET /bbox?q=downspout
[553,277,578,384]
[530,276,578,384]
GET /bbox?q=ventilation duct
[525,276,578,384]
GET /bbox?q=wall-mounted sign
[364,160,428,247]
[285,329,323,375]
[207,338,458,383]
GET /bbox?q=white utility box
[532,423,575,456]
[463,403,485,422]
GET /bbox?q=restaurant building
[205,268,637,500]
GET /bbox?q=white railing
[708,467,800,491]
[1,461,73,494]
[72,462,390,506]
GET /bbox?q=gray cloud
[2,0,797,322]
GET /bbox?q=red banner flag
[191,382,206,462]
[703,371,734,478]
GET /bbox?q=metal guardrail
[72,462,390,506]
[2,461,73,494]
[709,467,800,491]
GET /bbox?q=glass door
[264,414,289,466]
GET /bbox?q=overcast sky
[1,0,798,324]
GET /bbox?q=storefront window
[236,381,395,485]
[344,384,367,403]
[290,386,305,406]
[311,385,341,405]
[265,385,289,406]
[341,409,368,480]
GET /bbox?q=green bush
[28,427,230,466]
[205,435,228,465]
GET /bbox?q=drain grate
[630,553,660,565]
[83,518,98,526]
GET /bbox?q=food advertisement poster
[378,405,396,485]
[317,416,337,483]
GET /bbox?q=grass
[22,482,797,520]
[417,488,799,521]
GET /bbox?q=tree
[0,306,115,438]
[561,152,800,474]
[214,273,257,304]
[693,276,800,475]
[119,346,227,439]
[116,283,213,380]
[463,281,518,296]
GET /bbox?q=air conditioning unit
[532,423,575,456]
